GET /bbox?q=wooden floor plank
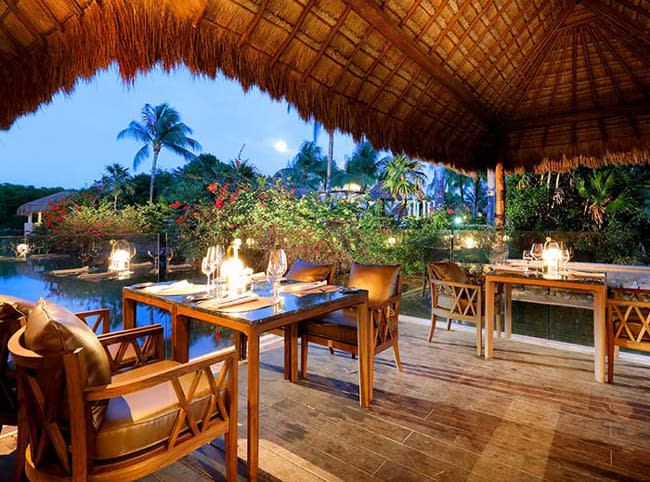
[2,320,649,481]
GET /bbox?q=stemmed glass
[266,248,287,301]
[209,245,225,296]
[560,248,572,273]
[522,250,533,273]
[530,243,543,272]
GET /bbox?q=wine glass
[522,250,533,273]
[266,248,287,300]
[209,245,225,296]
[530,243,543,273]
[560,248,571,272]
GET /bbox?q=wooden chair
[428,262,503,356]
[9,299,238,482]
[607,288,650,383]
[300,263,403,380]
[266,260,335,372]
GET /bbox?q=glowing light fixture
[541,237,561,278]
[453,216,463,225]
[221,238,253,297]
[344,183,362,192]
[108,240,135,276]
[387,236,397,247]
[463,236,476,249]
[15,243,29,258]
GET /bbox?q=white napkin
[200,293,259,309]
[143,280,192,294]
[283,280,327,292]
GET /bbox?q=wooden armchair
[428,262,503,356]
[607,288,650,382]
[9,311,238,481]
[300,263,403,380]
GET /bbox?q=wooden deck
[2,320,650,481]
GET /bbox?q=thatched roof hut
[16,191,74,216]
[0,0,648,173]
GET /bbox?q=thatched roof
[16,190,74,215]
[0,0,648,172]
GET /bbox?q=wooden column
[486,168,496,225]
[495,162,505,228]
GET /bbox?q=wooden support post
[487,168,496,225]
[495,162,505,228]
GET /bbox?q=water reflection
[0,258,234,359]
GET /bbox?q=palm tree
[286,141,327,189]
[428,164,446,208]
[342,140,381,190]
[117,103,201,203]
[444,171,473,208]
[575,167,633,228]
[379,154,427,209]
[101,163,134,210]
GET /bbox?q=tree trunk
[149,148,160,203]
[114,193,118,210]
[459,179,465,207]
[433,164,445,208]
[326,130,334,193]
[495,162,506,227]
[487,168,496,225]
[473,174,480,216]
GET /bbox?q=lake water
[1,258,601,356]
[0,258,234,359]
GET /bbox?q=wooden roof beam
[5,1,43,43]
[270,0,317,68]
[506,102,650,130]
[67,0,84,17]
[497,4,575,110]
[301,5,351,82]
[340,0,493,124]
[238,0,270,48]
[587,24,624,103]
[33,0,64,32]
[583,0,650,47]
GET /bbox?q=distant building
[17,191,74,235]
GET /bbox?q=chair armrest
[610,287,650,301]
[84,347,238,401]
[430,279,481,292]
[368,293,401,312]
[75,308,111,335]
[466,273,485,285]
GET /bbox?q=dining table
[122,280,370,481]
[483,266,608,382]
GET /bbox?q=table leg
[485,280,495,359]
[593,287,607,383]
[290,324,299,383]
[356,301,371,407]
[505,284,512,339]
[247,331,260,481]
[122,294,136,329]
[283,328,291,381]
[171,308,189,363]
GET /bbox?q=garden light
[222,238,253,297]
[541,237,561,278]
[453,216,463,225]
[463,236,475,249]
[387,236,397,247]
[15,243,29,258]
[109,248,131,272]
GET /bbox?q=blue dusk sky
[0,64,435,189]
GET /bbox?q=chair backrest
[286,259,335,284]
[428,261,469,284]
[9,326,91,476]
[348,263,402,306]
[608,288,650,350]
[0,296,35,417]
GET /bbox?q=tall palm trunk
[487,168,496,225]
[459,181,465,207]
[114,194,118,210]
[149,147,160,203]
[433,164,445,208]
[473,174,480,215]
[325,129,334,193]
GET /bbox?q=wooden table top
[486,268,607,287]
[123,280,368,326]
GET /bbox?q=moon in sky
[273,139,289,153]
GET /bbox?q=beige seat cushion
[348,263,401,307]
[24,299,112,426]
[0,295,36,319]
[95,360,218,460]
[304,309,357,345]
[430,262,469,284]
[286,260,334,283]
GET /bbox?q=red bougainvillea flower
[207,183,218,192]
[183,205,190,210]
[55,226,60,231]
[214,331,221,342]
[447,209,454,214]
[94,222,102,227]
[175,216,185,224]
[82,193,88,198]
[215,197,224,209]
[55,216,64,222]
[229,223,235,229]
[429,206,434,211]
[170,201,183,209]
[261,204,267,208]
[260,193,267,199]
[45,219,52,228]
[87,227,94,232]
[60,209,66,214]
[94,233,101,238]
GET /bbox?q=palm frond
[133,145,150,171]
